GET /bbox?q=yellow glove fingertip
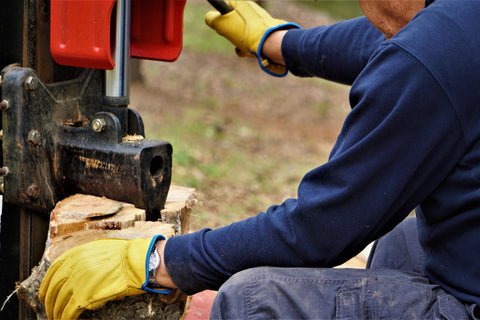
[205,10,221,27]
[38,281,47,302]
[56,294,83,320]
[235,47,255,58]
[39,258,64,302]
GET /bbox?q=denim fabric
[210,218,474,320]
[367,217,425,274]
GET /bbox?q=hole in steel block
[150,156,164,176]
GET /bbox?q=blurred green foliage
[298,0,363,20]
[183,3,232,53]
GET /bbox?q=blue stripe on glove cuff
[142,234,173,294]
[257,23,302,77]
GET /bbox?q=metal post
[104,0,131,106]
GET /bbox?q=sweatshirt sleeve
[282,17,384,85]
[164,43,467,295]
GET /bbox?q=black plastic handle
[208,0,233,14]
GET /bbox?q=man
[40,0,480,319]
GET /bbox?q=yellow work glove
[205,0,300,77]
[39,235,171,320]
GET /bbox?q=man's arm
[281,17,384,84]
[161,44,465,295]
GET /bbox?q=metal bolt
[25,76,38,91]
[28,130,42,146]
[0,100,9,110]
[27,184,40,199]
[92,118,107,132]
[0,167,9,176]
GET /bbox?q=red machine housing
[50,0,186,69]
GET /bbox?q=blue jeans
[210,218,476,319]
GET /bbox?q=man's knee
[210,268,261,319]
[219,267,259,292]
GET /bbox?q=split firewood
[16,185,200,320]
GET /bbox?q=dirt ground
[130,1,352,230]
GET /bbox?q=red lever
[50,0,186,70]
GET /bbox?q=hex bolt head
[0,167,9,176]
[25,76,38,91]
[28,130,42,145]
[27,184,40,199]
[92,118,107,132]
[0,100,9,110]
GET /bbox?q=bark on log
[15,185,199,320]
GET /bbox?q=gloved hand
[205,0,300,76]
[39,235,171,320]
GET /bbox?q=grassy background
[297,0,363,19]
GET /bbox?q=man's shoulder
[391,0,480,66]
[381,0,480,144]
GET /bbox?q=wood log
[15,185,199,320]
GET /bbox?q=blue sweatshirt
[166,0,480,306]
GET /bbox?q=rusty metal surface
[1,66,172,217]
